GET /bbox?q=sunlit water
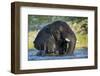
[28,48,88,61]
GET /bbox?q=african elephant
[47,21,76,55]
[34,20,76,55]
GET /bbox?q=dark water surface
[28,48,88,61]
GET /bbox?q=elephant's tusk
[65,38,70,42]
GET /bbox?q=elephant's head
[54,21,77,55]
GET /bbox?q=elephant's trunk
[67,35,76,55]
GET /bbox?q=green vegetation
[76,34,88,49]
[28,15,88,49]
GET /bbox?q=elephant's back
[34,26,53,50]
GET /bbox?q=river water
[28,48,88,61]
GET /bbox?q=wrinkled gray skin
[57,38,70,55]
[34,27,56,56]
[49,21,77,55]
[34,21,76,55]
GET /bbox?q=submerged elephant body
[34,21,76,55]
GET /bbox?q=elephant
[34,20,76,55]
[48,21,77,55]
